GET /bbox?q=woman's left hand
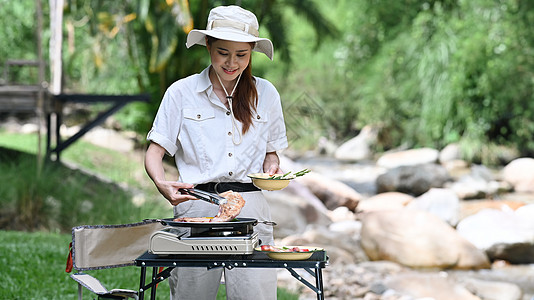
[263,152,282,176]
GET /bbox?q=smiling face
[207,38,253,85]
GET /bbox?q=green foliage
[0,132,171,231]
[0,0,41,84]
[277,0,534,162]
[0,148,143,231]
[4,0,534,162]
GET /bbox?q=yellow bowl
[247,173,290,191]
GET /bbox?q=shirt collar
[196,65,213,93]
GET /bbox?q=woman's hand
[154,180,196,206]
[145,142,196,206]
[263,152,283,176]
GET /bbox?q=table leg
[151,267,158,300]
[315,267,324,300]
[139,266,146,300]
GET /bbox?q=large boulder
[296,172,361,211]
[456,204,534,263]
[384,273,480,300]
[360,210,490,269]
[439,143,462,163]
[377,147,439,168]
[502,157,534,193]
[357,192,414,212]
[376,163,452,196]
[334,125,378,161]
[406,188,461,226]
[280,224,368,265]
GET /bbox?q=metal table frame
[135,251,328,300]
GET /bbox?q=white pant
[170,191,277,300]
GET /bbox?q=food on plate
[259,245,312,252]
[173,190,245,223]
[267,169,311,180]
[256,245,322,260]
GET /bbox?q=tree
[311,0,534,163]
[61,0,338,133]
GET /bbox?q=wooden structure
[46,93,150,160]
[0,1,151,161]
[0,60,49,113]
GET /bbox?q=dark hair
[207,36,257,134]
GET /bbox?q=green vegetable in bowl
[268,169,310,180]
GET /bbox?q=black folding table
[135,250,328,300]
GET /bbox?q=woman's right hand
[145,142,196,206]
[155,180,196,206]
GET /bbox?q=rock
[280,224,368,264]
[460,277,523,300]
[384,273,480,300]
[486,242,534,264]
[334,125,378,161]
[377,147,439,168]
[297,172,361,211]
[283,180,330,218]
[446,173,512,200]
[360,210,490,269]
[442,159,471,179]
[263,192,308,238]
[82,126,136,152]
[376,163,452,196]
[316,136,337,156]
[459,199,526,220]
[328,219,361,236]
[456,204,534,263]
[327,206,356,222]
[440,143,462,163]
[502,157,534,193]
[406,188,460,226]
[357,192,414,212]
[20,123,39,134]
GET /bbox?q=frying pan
[158,218,276,227]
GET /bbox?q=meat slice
[173,190,245,223]
[212,190,245,222]
[173,217,212,223]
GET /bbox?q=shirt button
[197,114,201,119]
[228,172,233,176]
[226,111,231,116]
[228,153,233,157]
[257,115,261,119]
[228,132,232,136]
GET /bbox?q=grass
[0,131,299,299]
[0,131,150,189]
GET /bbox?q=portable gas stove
[149,218,262,255]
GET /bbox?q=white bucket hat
[186,5,274,60]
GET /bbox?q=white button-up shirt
[147,66,288,184]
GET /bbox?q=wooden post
[36,0,46,172]
[49,0,63,96]
[48,0,64,161]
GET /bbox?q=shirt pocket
[248,111,270,143]
[183,108,215,122]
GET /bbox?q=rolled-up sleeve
[147,85,183,156]
[266,86,288,153]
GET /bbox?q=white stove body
[149,227,259,255]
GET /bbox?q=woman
[144,5,287,300]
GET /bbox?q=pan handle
[258,221,277,226]
[143,218,170,226]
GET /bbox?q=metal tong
[178,188,227,205]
